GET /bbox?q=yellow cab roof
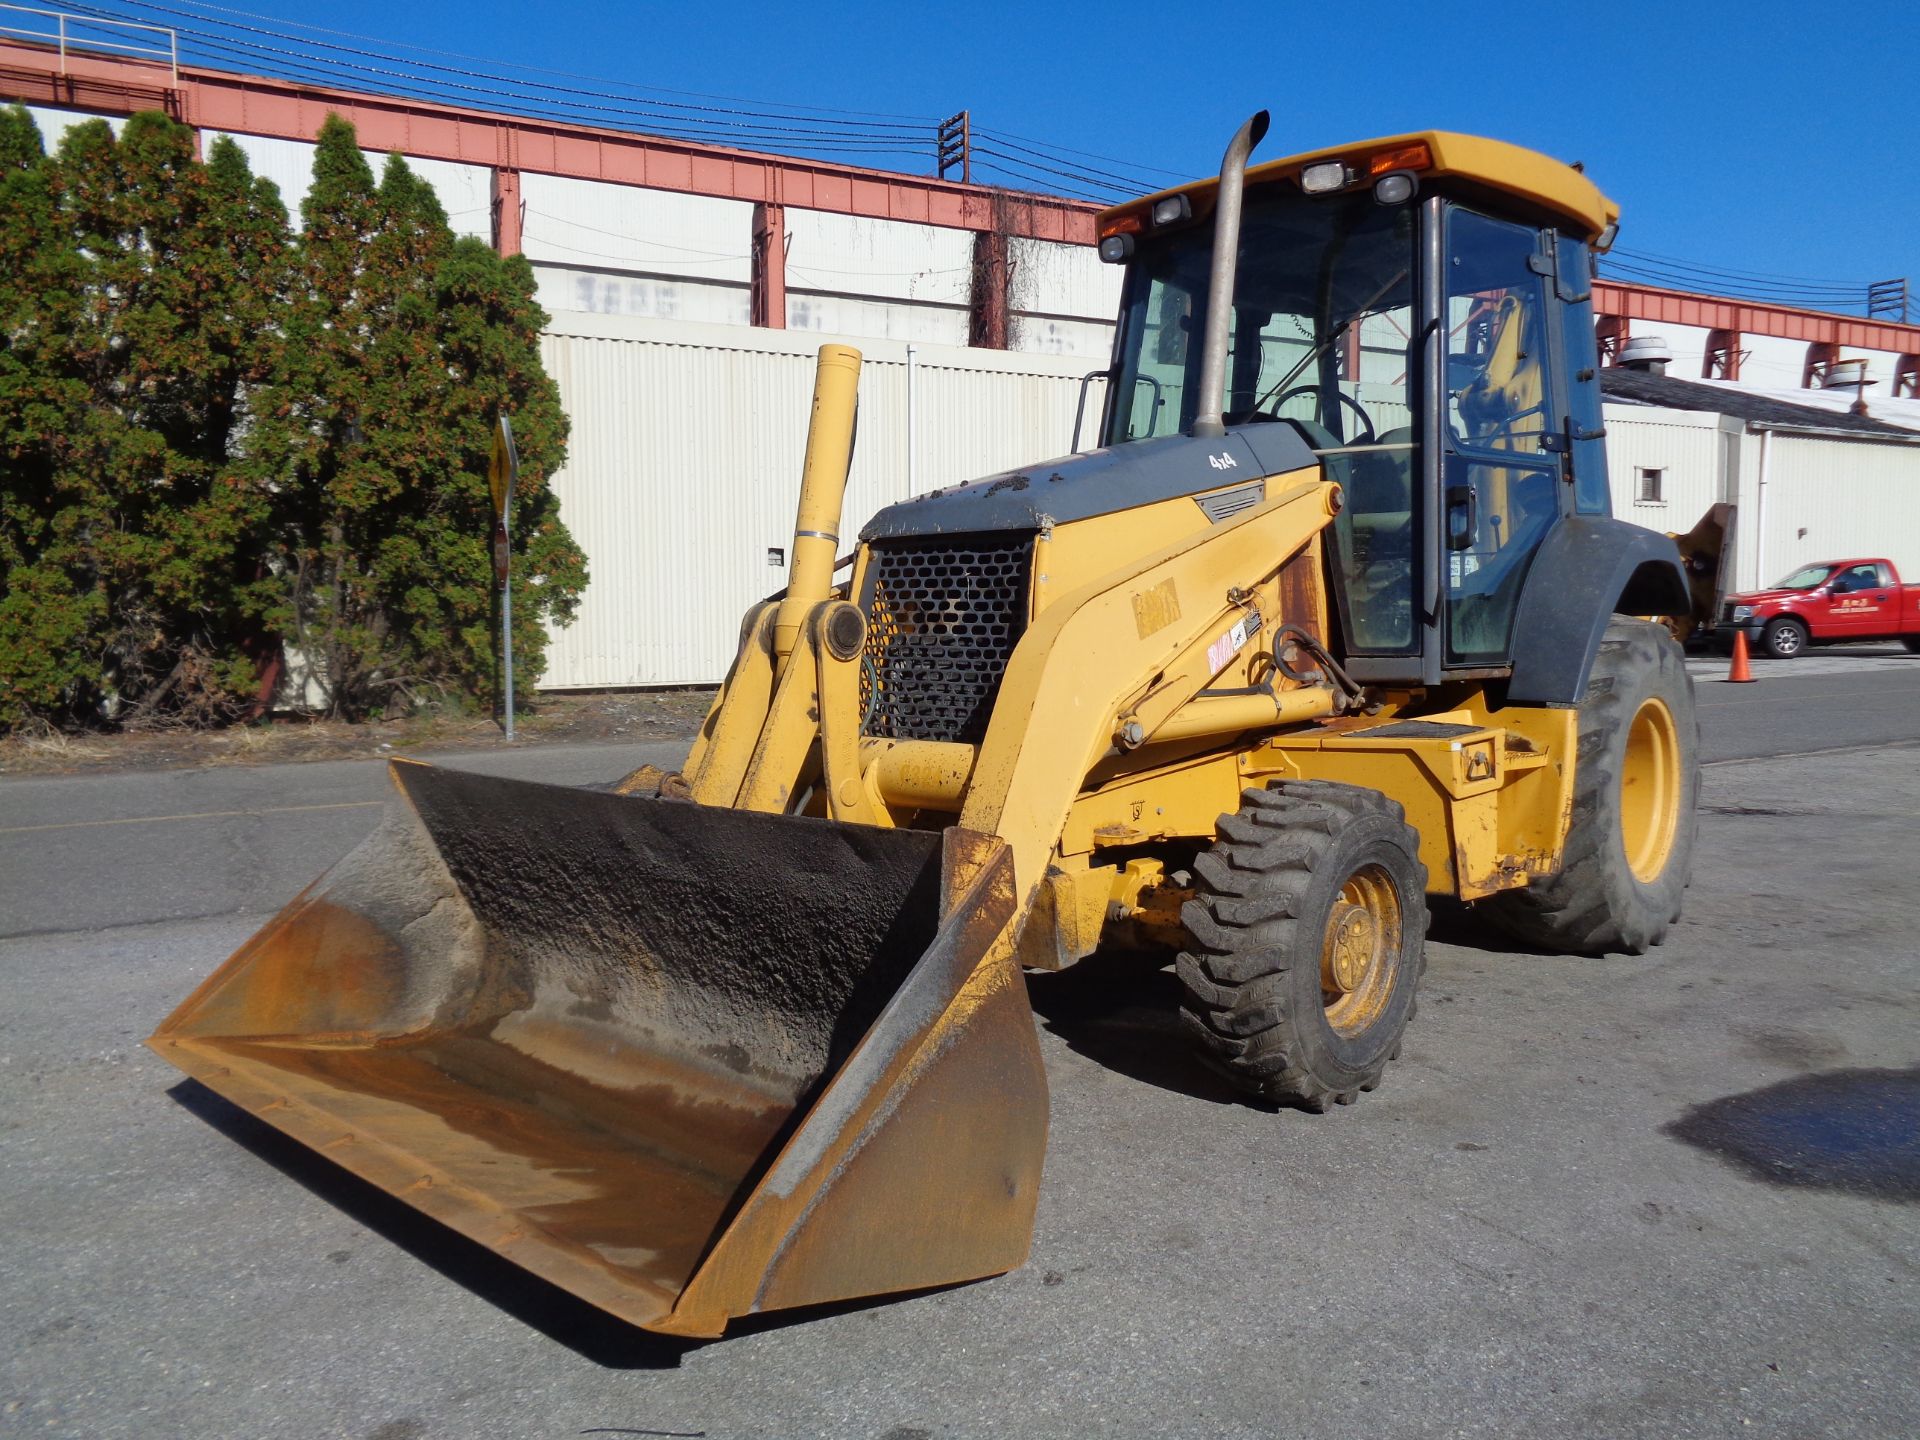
[1100,130,1619,241]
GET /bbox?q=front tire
[1177,781,1429,1110]
[1486,617,1699,954]
[1762,616,1808,658]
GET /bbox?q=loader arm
[959,473,1342,902]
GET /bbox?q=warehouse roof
[1600,367,1920,439]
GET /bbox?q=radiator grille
[862,536,1031,744]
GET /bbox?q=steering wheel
[1270,386,1376,446]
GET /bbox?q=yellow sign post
[489,415,520,740]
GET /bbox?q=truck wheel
[1177,781,1428,1111]
[1901,636,1920,655]
[1762,617,1808,658]
[1486,617,1699,954]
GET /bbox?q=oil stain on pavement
[1666,1066,1920,1203]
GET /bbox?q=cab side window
[1443,208,1563,664]
[1447,216,1551,456]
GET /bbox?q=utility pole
[937,111,971,184]
[1867,278,1911,324]
[489,414,519,740]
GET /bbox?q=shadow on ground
[1665,1065,1920,1204]
[1024,949,1249,1106]
[169,1080,991,1362]
[170,1080,693,1368]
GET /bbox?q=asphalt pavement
[0,740,685,938]
[1686,642,1920,762]
[3,656,1918,1439]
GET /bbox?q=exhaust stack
[1191,111,1270,440]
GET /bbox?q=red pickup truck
[1719,559,1920,658]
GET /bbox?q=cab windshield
[1103,187,1418,448]
[1772,564,1836,590]
[1104,186,1421,654]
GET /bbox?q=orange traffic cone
[1727,629,1756,683]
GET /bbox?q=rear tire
[1485,616,1699,954]
[1177,781,1428,1111]
[1762,616,1808,658]
[1901,635,1920,655]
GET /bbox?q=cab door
[1440,208,1566,665]
[1827,562,1895,636]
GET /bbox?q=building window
[1636,467,1664,503]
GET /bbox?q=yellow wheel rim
[1621,696,1681,884]
[1321,865,1402,1037]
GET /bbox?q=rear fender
[1507,516,1688,706]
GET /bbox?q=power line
[71,0,939,153]
[74,0,1192,203]
[1604,255,1867,300]
[968,133,1162,195]
[970,157,1115,205]
[971,124,1189,183]
[161,0,938,120]
[1610,244,1875,290]
[971,146,1135,200]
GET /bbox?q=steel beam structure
[490,167,521,256]
[751,201,787,330]
[1592,280,1920,358]
[0,40,1094,243]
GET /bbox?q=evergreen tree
[0,109,291,727]
[276,116,584,718]
[1,107,583,729]
[0,106,96,728]
[94,115,293,721]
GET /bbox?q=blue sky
[78,0,1920,304]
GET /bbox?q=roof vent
[1821,357,1872,391]
[1618,335,1673,375]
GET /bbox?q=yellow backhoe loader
[152,118,1698,1338]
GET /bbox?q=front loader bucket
[149,761,1047,1338]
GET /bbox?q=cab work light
[1373,171,1417,205]
[1301,160,1349,194]
[1150,194,1191,227]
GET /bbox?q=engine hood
[1728,588,1816,606]
[859,426,1319,542]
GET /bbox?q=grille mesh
[862,536,1031,744]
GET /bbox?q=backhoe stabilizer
[149,760,1047,1338]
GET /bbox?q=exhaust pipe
[1190,111,1270,440]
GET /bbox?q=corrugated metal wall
[1602,406,1727,532]
[1757,433,1920,582]
[537,312,1107,688]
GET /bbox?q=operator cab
[1096,133,1621,687]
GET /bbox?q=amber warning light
[1369,143,1432,175]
